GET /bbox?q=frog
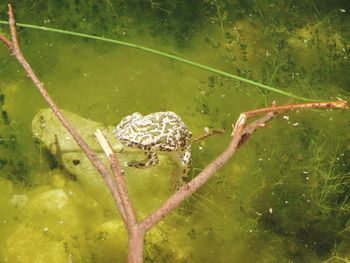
[114,111,192,187]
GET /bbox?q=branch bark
[192,128,225,142]
[139,111,275,231]
[95,129,143,263]
[95,129,137,227]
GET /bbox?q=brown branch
[0,34,11,49]
[95,129,143,262]
[110,154,137,226]
[138,113,257,231]
[238,111,276,146]
[139,100,347,231]
[95,129,137,227]
[0,4,127,222]
[244,100,348,117]
[7,5,18,46]
[192,128,225,142]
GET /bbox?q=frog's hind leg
[172,146,192,190]
[127,150,159,168]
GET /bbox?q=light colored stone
[31,109,178,213]
[10,194,28,208]
[31,108,123,155]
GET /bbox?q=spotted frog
[114,111,192,186]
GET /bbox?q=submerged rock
[28,189,70,211]
[10,194,28,209]
[32,109,124,155]
[32,109,123,204]
[31,109,176,209]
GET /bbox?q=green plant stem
[0,20,317,101]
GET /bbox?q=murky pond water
[0,1,349,262]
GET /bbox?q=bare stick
[192,128,225,142]
[0,34,11,49]
[238,111,276,146]
[95,129,137,227]
[95,129,142,262]
[139,112,262,231]
[139,100,347,231]
[1,4,126,222]
[243,100,348,117]
[7,5,20,50]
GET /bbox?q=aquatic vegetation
[221,14,349,101]
[0,1,349,262]
[0,0,212,45]
[0,20,312,101]
[241,119,350,260]
[0,90,29,184]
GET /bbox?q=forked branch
[95,129,137,228]
[138,99,348,231]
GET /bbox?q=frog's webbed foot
[127,151,159,168]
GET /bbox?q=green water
[0,1,349,262]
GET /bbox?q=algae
[0,0,349,262]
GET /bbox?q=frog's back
[115,111,191,152]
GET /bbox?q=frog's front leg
[127,150,159,168]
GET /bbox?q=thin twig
[238,111,276,146]
[244,100,348,117]
[192,128,225,142]
[7,5,20,53]
[0,34,11,49]
[95,129,137,227]
[110,154,137,227]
